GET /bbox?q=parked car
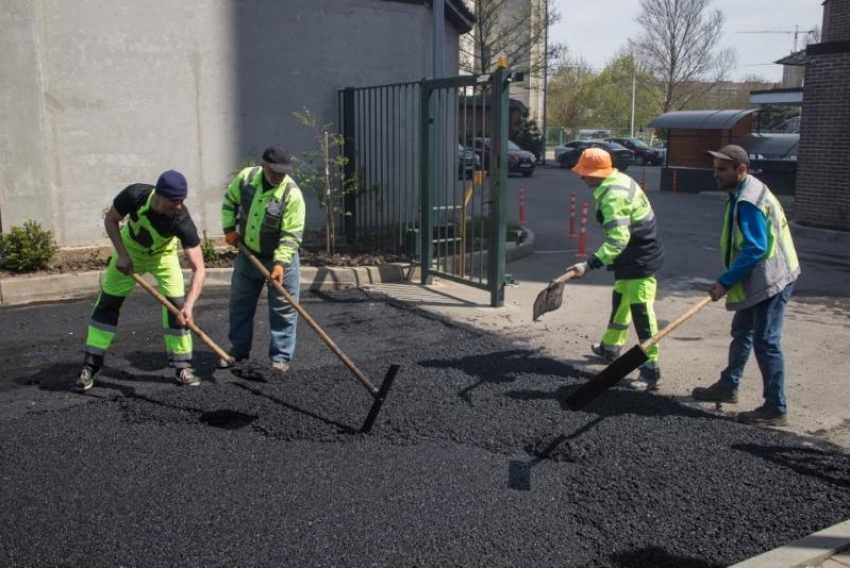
[554,139,634,172]
[607,137,663,166]
[458,143,481,179]
[651,141,667,163]
[472,138,536,177]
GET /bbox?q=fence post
[341,87,357,244]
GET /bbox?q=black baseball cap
[262,146,293,174]
[706,144,750,166]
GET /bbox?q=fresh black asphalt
[1,287,849,567]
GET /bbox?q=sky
[549,0,823,82]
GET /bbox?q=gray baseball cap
[706,144,750,166]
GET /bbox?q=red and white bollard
[576,203,589,259]
[569,191,577,238]
[641,167,647,191]
[519,184,526,224]
[672,169,678,196]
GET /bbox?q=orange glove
[225,231,240,247]
[270,264,285,285]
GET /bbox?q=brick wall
[823,0,850,41]
[795,44,850,230]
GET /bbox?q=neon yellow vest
[720,175,800,310]
[121,189,178,256]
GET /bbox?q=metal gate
[339,65,509,306]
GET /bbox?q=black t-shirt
[113,184,201,248]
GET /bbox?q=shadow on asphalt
[732,443,850,489]
[611,546,723,568]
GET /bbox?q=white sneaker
[176,367,200,387]
[270,361,290,373]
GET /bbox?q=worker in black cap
[692,145,800,426]
[220,146,306,373]
[76,170,207,392]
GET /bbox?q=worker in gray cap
[692,145,800,426]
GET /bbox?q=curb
[0,235,535,307]
[790,221,850,243]
[729,518,850,568]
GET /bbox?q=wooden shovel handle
[131,273,232,363]
[641,295,713,351]
[238,244,378,395]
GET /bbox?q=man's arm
[178,245,206,327]
[589,193,631,269]
[104,207,133,275]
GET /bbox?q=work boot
[270,361,290,373]
[175,367,200,387]
[217,355,246,369]
[590,343,620,363]
[691,381,738,404]
[629,368,662,392]
[737,405,788,427]
[74,364,99,393]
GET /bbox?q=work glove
[566,261,589,279]
[270,264,285,285]
[225,230,240,247]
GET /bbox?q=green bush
[0,220,58,272]
[201,231,219,263]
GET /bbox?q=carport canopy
[648,109,758,130]
[733,133,799,159]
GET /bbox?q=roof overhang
[647,109,758,130]
[733,133,799,159]
[749,88,803,105]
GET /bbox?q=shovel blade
[532,280,566,321]
[566,346,648,410]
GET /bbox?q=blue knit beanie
[155,170,188,200]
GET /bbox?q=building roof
[775,50,807,67]
[647,109,758,130]
[749,88,803,106]
[384,0,475,34]
[733,133,799,159]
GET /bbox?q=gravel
[1,288,849,567]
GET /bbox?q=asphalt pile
[1,288,849,567]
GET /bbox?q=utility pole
[541,0,549,164]
[630,53,637,138]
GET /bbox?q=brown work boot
[737,405,788,427]
[692,381,738,404]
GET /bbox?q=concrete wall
[0,0,461,247]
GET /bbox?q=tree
[460,0,565,79]
[511,108,543,159]
[547,53,595,129]
[292,108,356,255]
[631,0,736,112]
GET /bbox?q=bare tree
[460,0,564,78]
[631,0,736,112]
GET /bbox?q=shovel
[532,268,581,321]
[131,273,233,365]
[565,296,713,410]
[238,244,399,433]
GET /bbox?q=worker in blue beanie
[75,170,207,392]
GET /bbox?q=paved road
[2,288,850,567]
[404,164,850,451]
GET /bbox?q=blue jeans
[228,251,300,363]
[719,282,794,414]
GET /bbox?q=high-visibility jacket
[591,170,664,279]
[222,166,306,265]
[720,175,800,311]
[122,188,180,256]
